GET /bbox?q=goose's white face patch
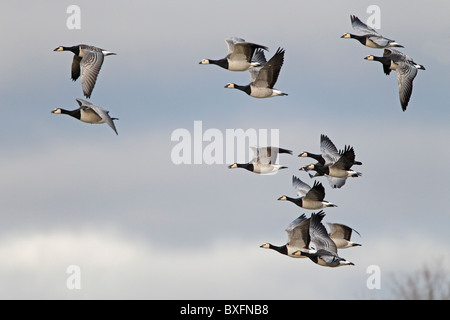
[200,59,210,64]
[51,108,62,114]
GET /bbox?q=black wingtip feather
[278,148,293,155]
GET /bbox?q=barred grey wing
[80,50,104,98]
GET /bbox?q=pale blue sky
[0,0,449,299]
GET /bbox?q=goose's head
[199,59,210,65]
[260,243,270,249]
[51,108,62,114]
[364,55,375,61]
[53,46,64,52]
[228,163,238,169]
[224,83,235,89]
[340,33,352,39]
[305,164,316,170]
[277,195,287,201]
[298,152,308,157]
[292,250,302,257]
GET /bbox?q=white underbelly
[250,87,273,98]
[328,168,351,178]
[80,110,104,124]
[365,38,384,48]
[302,199,326,210]
[228,60,251,71]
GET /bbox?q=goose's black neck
[284,196,303,207]
[209,58,229,70]
[372,56,393,75]
[350,34,368,45]
[312,164,329,175]
[233,84,252,96]
[269,244,288,256]
[372,55,391,65]
[236,163,254,172]
[62,45,80,55]
[60,108,81,120]
[306,254,318,264]
[305,153,325,165]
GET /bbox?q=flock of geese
[226,134,362,267]
[199,15,425,111]
[49,15,425,135]
[342,15,425,111]
[47,15,425,267]
[51,44,119,134]
[196,18,393,268]
[260,211,361,267]
[200,37,288,98]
